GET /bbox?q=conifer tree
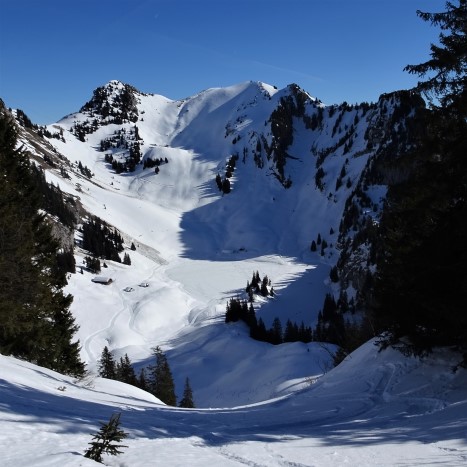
[98,346,116,379]
[330,266,339,283]
[148,346,176,406]
[222,177,231,194]
[138,368,148,391]
[404,0,467,119]
[84,413,128,463]
[123,252,131,265]
[253,317,268,341]
[260,275,269,297]
[179,377,195,408]
[269,318,283,345]
[246,302,257,329]
[116,354,137,385]
[283,319,298,342]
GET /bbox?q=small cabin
[91,276,113,285]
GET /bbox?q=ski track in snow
[82,281,128,362]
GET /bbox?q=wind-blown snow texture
[2,80,466,465]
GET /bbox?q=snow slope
[1,341,466,466]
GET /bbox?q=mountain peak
[79,80,141,124]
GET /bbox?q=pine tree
[179,377,195,408]
[283,319,298,342]
[147,346,176,406]
[215,173,223,191]
[246,302,257,329]
[404,0,467,119]
[252,317,268,341]
[98,346,116,379]
[222,177,231,194]
[123,252,131,265]
[84,413,128,463]
[116,354,137,385]
[260,275,269,297]
[330,266,339,283]
[371,0,467,357]
[298,321,313,343]
[138,368,148,391]
[269,318,283,345]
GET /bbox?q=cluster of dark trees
[245,270,274,301]
[71,84,140,142]
[143,156,169,170]
[314,294,346,345]
[72,119,99,142]
[269,85,317,188]
[310,232,330,256]
[215,173,231,194]
[84,251,132,274]
[252,136,266,168]
[77,160,92,178]
[98,346,194,408]
[80,82,139,124]
[0,103,85,376]
[80,84,138,125]
[81,216,125,262]
[101,127,143,173]
[225,297,313,344]
[84,256,101,273]
[225,272,311,344]
[215,154,239,194]
[270,97,293,182]
[34,164,77,229]
[37,126,64,141]
[104,148,142,174]
[14,108,34,128]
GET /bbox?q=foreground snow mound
[1,340,466,466]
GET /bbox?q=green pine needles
[84,413,128,463]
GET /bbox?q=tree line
[98,345,194,408]
[225,271,312,345]
[0,102,84,376]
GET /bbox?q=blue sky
[0,0,445,124]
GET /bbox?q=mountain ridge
[5,81,427,405]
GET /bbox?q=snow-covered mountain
[3,81,466,466]
[10,80,428,402]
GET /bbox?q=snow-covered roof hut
[91,276,113,285]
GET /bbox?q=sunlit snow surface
[1,342,466,466]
